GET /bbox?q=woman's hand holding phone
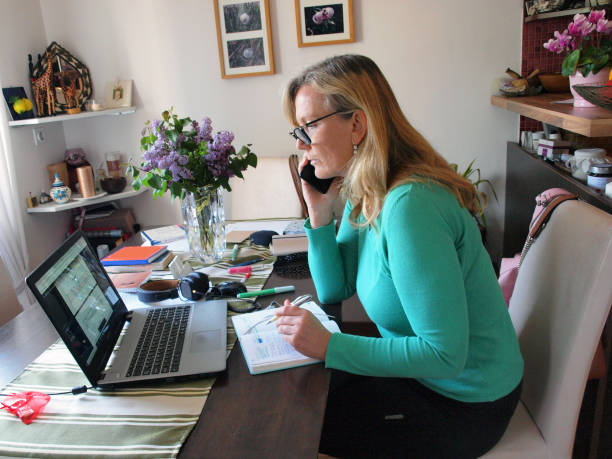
[298,157,340,228]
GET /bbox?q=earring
[353,144,358,154]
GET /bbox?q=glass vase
[181,186,226,264]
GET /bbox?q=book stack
[101,245,174,273]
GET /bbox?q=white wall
[1,0,521,321]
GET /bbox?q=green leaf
[562,49,581,76]
[166,129,178,143]
[147,174,164,189]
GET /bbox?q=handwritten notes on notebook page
[231,301,340,374]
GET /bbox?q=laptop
[25,230,227,388]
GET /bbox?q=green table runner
[0,244,274,458]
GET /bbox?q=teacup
[565,148,610,181]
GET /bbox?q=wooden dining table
[0,263,343,458]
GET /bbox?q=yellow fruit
[13,98,33,114]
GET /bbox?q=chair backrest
[508,200,612,458]
[288,154,309,218]
[228,156,304,220]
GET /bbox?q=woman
[274,54,524,458]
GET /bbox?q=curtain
[0,86,32,310]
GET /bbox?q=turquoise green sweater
[305,182,523,402]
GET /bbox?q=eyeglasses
[289,110,352,145]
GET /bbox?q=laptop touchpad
[190,330,222,352]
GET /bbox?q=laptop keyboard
[126,305,191,377]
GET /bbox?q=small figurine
[39,190,52,204]
[32,51,56,117]
[26,192,38,208]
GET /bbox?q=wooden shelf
[491,93,612,137]
[26,187,146,213]
[524,7,591,23]
[8,106,136,127]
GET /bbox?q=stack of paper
[141,225,186,245]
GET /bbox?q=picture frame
[294,0,354,47]
[105,79,133,108]
[213,0,275,79]
[2,87,35,121]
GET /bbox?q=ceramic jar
[565,148,610,182]
[49,172,72,204]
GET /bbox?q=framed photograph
[294,0,354,47]
[2,87,35,121]
[213,0,275,79]
[105,80,133,108]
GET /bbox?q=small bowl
[538,73,570,93]
[100,176,127,194]
[85,99,106,111]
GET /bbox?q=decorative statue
[32,51,56,117]
[59,70,82,114]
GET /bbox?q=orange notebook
[101,245,168,266]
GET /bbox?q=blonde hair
[283,54,479,227]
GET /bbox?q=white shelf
[27,187,146,213]
[8,106,136,127]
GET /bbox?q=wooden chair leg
[588,314,611,459]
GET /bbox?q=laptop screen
[27,231,128,383]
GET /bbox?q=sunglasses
[289,110,352,145]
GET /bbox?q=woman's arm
[305,203,359,303]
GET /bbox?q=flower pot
[570,67,611,107]
[181,186,226,264]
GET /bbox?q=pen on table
[231,244,239,261]
[231,257,264,267]
[241,271,252,283]
[265,294,313,325]
[237,285,295,299]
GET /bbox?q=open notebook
[231,301,340,375]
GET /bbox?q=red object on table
[1,391,51,424]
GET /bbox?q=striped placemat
[0,243,274,458]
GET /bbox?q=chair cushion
[480,402,548,458]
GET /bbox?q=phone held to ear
[299,161,335,194]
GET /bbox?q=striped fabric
[0,243,274,458]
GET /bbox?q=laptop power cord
[0,385,91,397]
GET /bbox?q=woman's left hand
[274,299,332,360]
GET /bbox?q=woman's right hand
[299,155,341,228]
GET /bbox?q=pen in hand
[265,294,313,325]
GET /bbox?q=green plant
[450,159,498,230]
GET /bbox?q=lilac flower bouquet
[543,10,612,77]
[128,108,257,200]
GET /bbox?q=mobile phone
[299,161,335,194]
